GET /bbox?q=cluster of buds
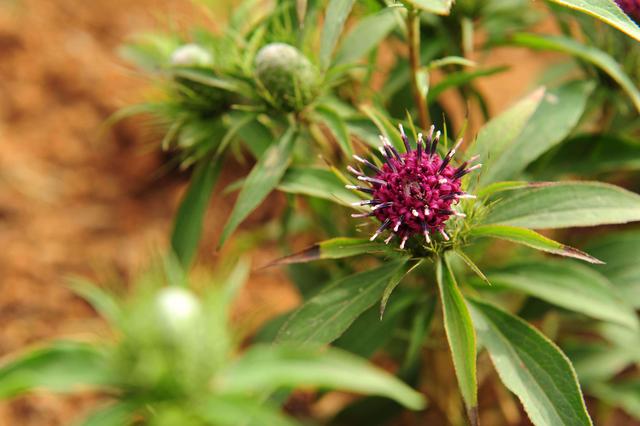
[347,125,481,249]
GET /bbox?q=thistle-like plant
[0,259,424,425]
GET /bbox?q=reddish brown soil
[0,1,297,424]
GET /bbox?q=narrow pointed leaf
[511,34,640,113]
[320,0,356,70]
[68,278,122,324]
[276,257,411,345]
[487,261,638,329]
[266,237,395,267]
[453,250,491,285]
[468,299,593,426]
[436,254,478,423]
[217,344,426,410]
[549,0,640,42]
[0,341,110,398]
[470,225,603,264]
[380,260,423,317]
[589,380,640,420]
[483,182,640,229]
[219,128,295,246]
[172,155,223,267]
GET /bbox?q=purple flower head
[347,124,481,249]
[616,0,640,23]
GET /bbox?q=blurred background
[0,0,564,424]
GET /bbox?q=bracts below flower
[347,124,481,249]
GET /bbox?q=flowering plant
[2,0,640,425]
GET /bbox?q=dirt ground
[0,1,620,425]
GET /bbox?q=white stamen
[418,133,423,143]
[384,234,394,244]
[345,185,357,190]
[351,212,371,218]
[400,236,408,249]
[347,165,362,176]
[370,231,381,241]
[440,229,450,241]
[454,211,467,218]
[393,221,402,232]
[424,229,431,243]
[439,178,448,184]
[399,123,405,136]
[379,147,387,157]
[353,155,366,163]
[468,155,480,163]
[424,207,430,216]
[466,163,483,172]
[412,209,420,217]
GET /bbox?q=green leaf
[316,105,354,156]
[360,104,405,153]
[470,88,544,189]
[548,0,640,42]
[584,230,640,308]
[68,278,122,324]
[380,260,423,317]
[266,237,395,267]
[78,403,138,426]
[334,7,398,65]
[436,254,478,423]
[479,80,594,185]
[468,299,593,426]
[320,0,356,70]
[0,341,109,398]
[470,225,603,264]
[404,0,453,15]
[453,250,491,285]
[276,257,411,345]
[217,344,426,410]
[476,181,531,198]
[486,261,638,329]
[511,33,640,113]
[171,155,223,267]
[198,395,299,426]
[278,167,361,206]
[483,182,640,229]
[219,128,296,247]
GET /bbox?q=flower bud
[170,44,227,114]
[255,42,319,112]
[170,43,213,68]
[154,287,202,342]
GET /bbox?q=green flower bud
[154,287,202,343]
[255,42,319,112]
[170,43,213,68]
[170,44,227,114]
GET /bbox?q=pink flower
[347,124,481,249]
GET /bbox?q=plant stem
[407,8,430,130]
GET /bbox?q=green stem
[407,8,430,129]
